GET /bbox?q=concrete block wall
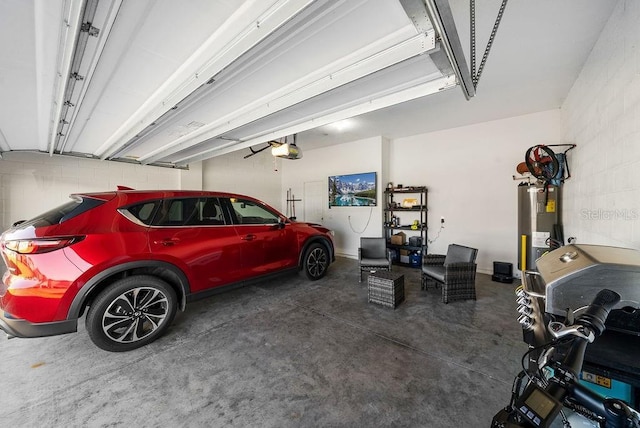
[0,152,181,231]
[561,0,640,248]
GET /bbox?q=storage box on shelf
[390,232,406,245]
[384,186,427,268]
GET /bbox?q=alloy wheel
[306,246,328,279]
[101,287,170,344]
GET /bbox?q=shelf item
[383,186,427,268]
[386,225,423,231]
[383,207,424,212]
[387,243,423,251]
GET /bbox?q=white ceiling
[298,0,619,148]
[0,0,619,165]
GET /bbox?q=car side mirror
[278,217,286,229]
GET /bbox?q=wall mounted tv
[328,172,377,207]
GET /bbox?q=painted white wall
[0,151,181,231]
[202,149,282,209]
[391,110,564,274]
[281,136,385,258]
[561,0,640,249]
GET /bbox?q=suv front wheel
[86,275,177,352]
[303,243,329,281]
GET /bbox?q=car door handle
[241,234,256,241]
[154,238,180,246]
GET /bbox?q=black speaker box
[492,261,514,284]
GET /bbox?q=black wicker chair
[421,244,478,303]
[358,237,392,282]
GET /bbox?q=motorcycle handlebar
[492,289,636,427]
[577,289,621,336]
[561,289,621,376]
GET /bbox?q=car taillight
[3,236,85,254]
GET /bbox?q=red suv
[0,189,334,351]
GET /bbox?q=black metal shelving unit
[383,186,427,267]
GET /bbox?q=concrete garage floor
[0,257,526,427]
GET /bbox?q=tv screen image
[328,172,377,207]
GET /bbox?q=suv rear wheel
[86,275,177,352]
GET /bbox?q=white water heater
[517,183,561,271]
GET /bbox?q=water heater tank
[517,183,561,271]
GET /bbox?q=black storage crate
[368,271,405,308]
[492,261,514,284]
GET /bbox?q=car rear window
[148,197,226,226]
[17,196,105,228]
[125,201,158,225]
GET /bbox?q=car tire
[303,242,329,281]
[86,275,177,352]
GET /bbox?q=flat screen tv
[328,172,377,207]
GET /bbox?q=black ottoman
[367,271,405,309]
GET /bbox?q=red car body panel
[148,224,245,291]
[231,223,299,276]
[0,190,334,340]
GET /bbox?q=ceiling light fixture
[330,119,354,132]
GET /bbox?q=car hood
[291,221,332,235]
